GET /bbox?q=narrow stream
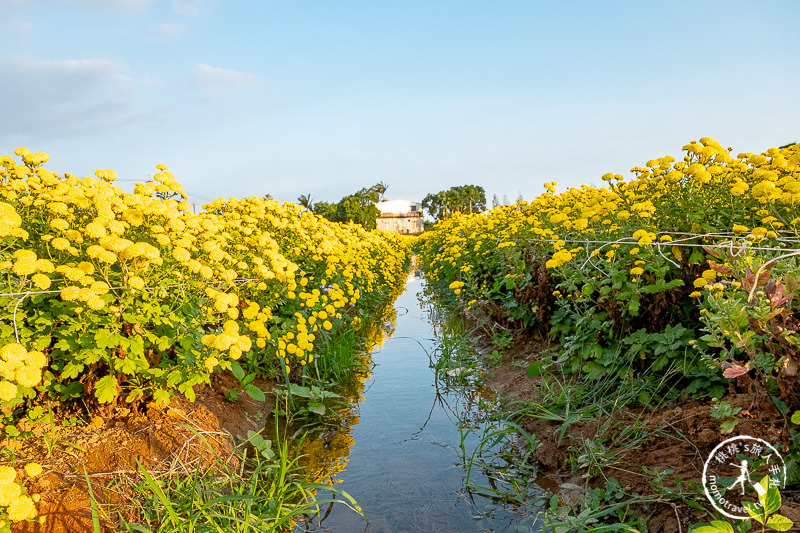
[296,274,546,533]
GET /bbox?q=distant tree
[492,194,500,208]
[422,185,486,222]
[374,181,389,201]
[297,193,314,210]
[335,185,381,229]
[502,194,509,205]
[312,183,384,230]
[312,201,337,220]
[517,191,524,203]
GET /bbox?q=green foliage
[710,399,742,434]
[118,426,366,532]
[689,477,794,533]
[421,184,486,222]
[313,183,385,229]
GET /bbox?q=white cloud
[148,22,186,40]
[173,0,202,17]
[32,0,154,10]
[2,18,32,36]
[0,55,157,142]
[99,0,152,9]
[6,55,122,77]
[192,64,258,91]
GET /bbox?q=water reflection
[293,277,544,532]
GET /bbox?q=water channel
[295,274,546,533]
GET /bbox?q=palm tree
[297,194,314,209]
[373,182,389,201]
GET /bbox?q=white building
[375,199,424,235]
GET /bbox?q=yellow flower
[693,278,708,288]
[689,291,702,298]
[87,295,105,310]
[24,351,47,368]
[49,218,69,231]
[204,357,219,373]
[77,261,95,275]
[84,221,107,239]
[15,366,42,388]
[24,463,42,477]
[1,344,27,365]
[630,267,644,276]
[0,466,16,484]
[0,480,21,506]
[701,269,716,280]
[732,224,748,233]
[12,250,36,276]
[0,202,22,236]
[7,494,37,521]
[173,247,191,262]
[0,380,20,401]
[31,273,51,290]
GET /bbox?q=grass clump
[97,423,365,532]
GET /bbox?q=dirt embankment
[7,372,276,533]
[479,336,800,532]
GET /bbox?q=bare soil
[481,335,800,532]
[6,372,276,533]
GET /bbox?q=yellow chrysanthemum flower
[15,366,42,388]
[0,480,22,506]
[24,463,42,477]
[31,273,51,290]
[7,494,37,521]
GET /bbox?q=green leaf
[244,384,265,402]
[689,522,734,533]
[288,383,311,398]
[78,348,102,365]
[791,410,800,425]
[689,250,705,265]
[126,388,144,403]
[33,335,51,351]
[766,514,793,531]
[95,375,118,404]
[743,500,765,524]
[763,476,781,514]
[230,361,245,381]
[525,362,543,377]
[152,388,171,407]
[719,418,738,434]
[308,402,326,415]
[94,328,114,349]
[166,370,183,388]
[62,361,85,380]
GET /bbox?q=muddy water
[296,275,545,533]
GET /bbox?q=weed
[115,422,365,532]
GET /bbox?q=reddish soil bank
[481,336,800,532]
[7,372,276,533]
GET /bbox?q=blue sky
[1,1,798,207]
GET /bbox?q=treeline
[298,183,387,231]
